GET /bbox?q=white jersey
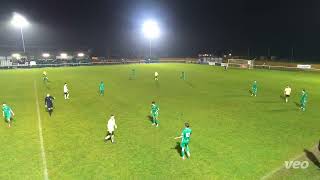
[64,84,69,93]
[155,72,158,76]
[107,116,117,132]
[284,87,292,95]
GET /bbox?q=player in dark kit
[45,94,55,116]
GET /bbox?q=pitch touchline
[260,144,316,180]
[34,81,49,180]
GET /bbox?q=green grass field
[0,63,319,179]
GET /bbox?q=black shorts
[285,95,290,97]
[64,92,68,95]
[107,131,114,136]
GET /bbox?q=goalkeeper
[43,71,49,82]
[154,72,159,81]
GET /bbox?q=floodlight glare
[11,13,29,53]
[60,53,68,59]
[12,53,21,59]
[77,53,85,57]
[142,20,160,39]
[11,13,29,28]
[42,53,50,58]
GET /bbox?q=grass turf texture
[0,63,319,179]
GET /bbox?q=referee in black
[45,94,55,116]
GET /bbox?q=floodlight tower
[11,13,29,53]
[142,20,160,58]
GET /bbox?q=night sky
[0,0,319,59]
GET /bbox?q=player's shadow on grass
[279,94,285,100]
[294,102,301,108]
[172,142,182,156]
[304,149,320,168]
[185,81,194,88]
[147,115,153,123]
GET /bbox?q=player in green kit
[180,71,186,80]
[175,122,192,160]
[251,80,257,96]
[300,89,308,111]
[151,101,159,127]
[99,81,105,96]
[2,103,14,128]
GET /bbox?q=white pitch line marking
[261,144,317,180]
[34,81,49,180]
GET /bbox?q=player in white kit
[64,83,69,99]
[284,85,292,103]
[104,115,117,143]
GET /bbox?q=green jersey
[151,104,159,114]
[300,92,308,103]
[2,105,11,117]
[252,82,257,90]
[99,82,105,91]
[181,127,192,143]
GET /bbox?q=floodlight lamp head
[12,53,21,59]
[42,53,50,58]
[77,53,85,57]
[60,53,67,58]
[11,13,29,28]
[142,20,160,39]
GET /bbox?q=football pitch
[0,63,319,179]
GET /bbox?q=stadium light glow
[11,13,29,53]
[12,53,21,59]
[11,13,29,28]
[142,20,160,40]
[60,53,68,59]
[77,53,85,57]
[42,53,50,58]
[142,20,160,57]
